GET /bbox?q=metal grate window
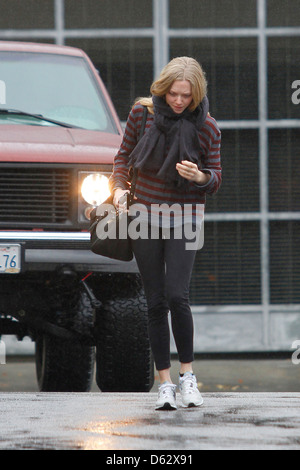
[267,0,300,27]
[64,0,153,29]
[0,0,54,29]
[268,36,300,120]
[206,129,259,213]
[269,129,300,212]
[170,0,257,28]
[170,37,258,121]
[190,222,261,305]
[270,221,300,304]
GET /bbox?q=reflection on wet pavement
[1,392,298,450]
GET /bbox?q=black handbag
[89,106,148,261]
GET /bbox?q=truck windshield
[0,51,117,133]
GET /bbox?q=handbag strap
[127,106,148,206]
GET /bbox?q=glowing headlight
[81,173,110,206]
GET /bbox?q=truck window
[0,51,117,133]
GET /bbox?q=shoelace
[159,383,176,399]
[180,375,198,394]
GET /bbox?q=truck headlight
[80,173,110,206]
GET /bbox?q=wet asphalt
[0,356,300,450]
[1,391,300,451]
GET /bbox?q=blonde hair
[136,57,207,114]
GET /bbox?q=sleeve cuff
[193,170,214,190]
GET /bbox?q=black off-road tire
[35,335,95,392]
[35,291,95,392]
[94,275,154,392]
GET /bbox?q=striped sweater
[109,103,222,226]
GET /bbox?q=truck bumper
[0,231,138,273]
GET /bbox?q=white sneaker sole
[181,397,204,408]
[155,402,177,411]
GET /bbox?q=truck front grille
[0,168,71,224]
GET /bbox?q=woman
[109,57,222,410]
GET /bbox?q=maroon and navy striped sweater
[109,103,222,226]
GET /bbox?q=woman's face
[165,80,193,114]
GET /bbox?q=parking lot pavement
[0,391,299,450]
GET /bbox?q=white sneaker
[179,372,203,408]
[155,382,177,410]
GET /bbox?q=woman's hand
[176,160,210,185]
[113,188,129,209]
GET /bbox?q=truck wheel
[35,291,95,392]
[95,285,154,392]
[35,335,95,392]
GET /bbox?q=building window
[267,0,300,27]
[64,0,153,29]
[206,129,259,214]
[190,221,261,305]
[169,0,257,28]
[269,129,300,212]
[268,36,300,120]
[270,221,300,304]
[170,37,258,120]
[0,0,54,29]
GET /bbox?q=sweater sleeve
[194,116,222,195]
[109,104,142,193]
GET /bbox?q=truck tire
[35,335,95,392]
[95,279,154,392]
[35,291,95,392]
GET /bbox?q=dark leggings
[131,228,197,371]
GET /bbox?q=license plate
[0,244,21,274]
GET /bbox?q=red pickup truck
[0,41,153,392]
